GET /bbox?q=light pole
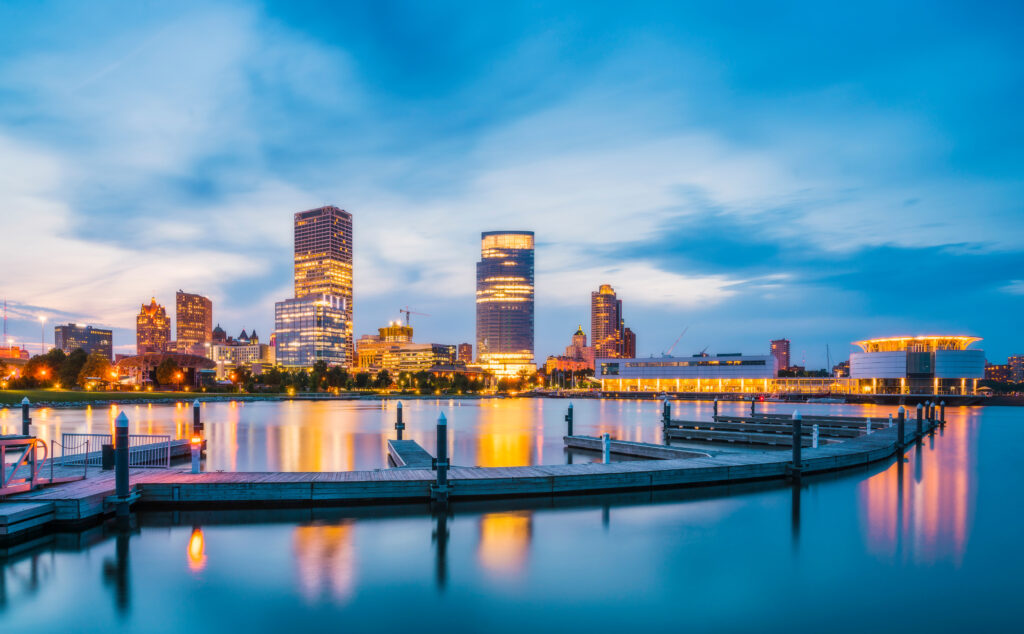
[38,315,46,355]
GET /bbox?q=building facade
[985,363,1013,382]
[293,206,353,364]
[849,336,985,395]
[136,298,171,355]
[458,343,473,363]
[1009,354,1024,382]
[475,231,535,377]
[175,290,213,355]
[770,338,791,373]
[54,323,113,360]
[274,295,348,368]
[591,284,621,358]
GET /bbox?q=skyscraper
[475,231,535,377]
[274,206,353,368]
[770,338,791,373]
[591,284,623,358]
[136,298,171,355]
[176,290,213,354]
[54,323,113,360]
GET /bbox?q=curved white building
[850,335,984,395]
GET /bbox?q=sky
[0,0,1022,367]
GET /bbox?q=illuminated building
[115,351,215,386]
[207,329,273,379]
[591,285,635,359]
[0,345,30,361]
[621,325,636,358]
[355,322,456,373]
[458,343,473,363]
[293,206,353,364]
[136,297,171,355]
[212,323,227,344]
[274,295,348,368]
[770,338,790,373]
[1009,354,1024,382]
[850,335,984,394]
[476,231,535,377]
[174,290,213,355]
[984,363,1012,382]
[544,325,595,373]
[53,323,113,360]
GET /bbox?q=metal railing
[60,433,172,468]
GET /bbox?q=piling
[866,418,872,434]
[812,423,819,449]
[896,406,906,449]
[192,399,202,436]
[190,435,202,474]
[662,399,671,429]
[916,403,923,439]
[565,403,574,436]
[432,412,450,500]
[750,398,756,417]
[602,433,611,464]
[114,411,130,518]
[791,410,802,478]
[395,401,405,440]
[939,401,946,427]
[713,398,719,418]
[21,397,31,436]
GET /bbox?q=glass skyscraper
[475,231,535,377]
[274,295,348,368]
[54,323,113,360]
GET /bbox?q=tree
[354,372,372,389]
[374,369,391,389]
[155,357,181,387]
[326,365,348,389]
[310,361,329,392]
[76,351,112,388]
[62,348,90,388]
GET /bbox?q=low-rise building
[984,363,1013,382]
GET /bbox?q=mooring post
[21,397,31,436]
[940,401,946,427]
[565,402,574,436]
[192,399,202,436]
[432,412,450,500]
[916,403,923,440]
[190,435,202,474]
[713,398,719,419]
[602,433,611,464]
[662,398,670,429]
[896,406,906,449]
[395,401,405,440]
[750,398,756,417]
[791,411,802,478]
[812,423,819,449]
[115,411,130,517]
[866,418,872,434]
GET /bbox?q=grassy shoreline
[0,389,495,407]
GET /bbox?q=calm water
[1,399,1021,632]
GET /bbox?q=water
[1,399,1021,632]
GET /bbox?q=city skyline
[1,2,1022,365]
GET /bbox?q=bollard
[192,399,202,436]
[114,411,130,516]
[812,424,819,449]
[866,418,872,434]
[21,397,31,436]
[395,401,405,440]
[565,403,574,436]
[896,406,906,449]
[662,398,670,429]
[432,412,450,498]
[791,411,802,477]
[602,433,611,464]
[190,435,202,474]
[916,403,923,439]
[713,398,719,418]
[750,398,756,417]
[939,401,946,426]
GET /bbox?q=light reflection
[187,527,206,572]
[477,511,533,577]
[293,523,356,604]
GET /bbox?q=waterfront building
[770,338,791,373]
[476,231,535,377]
[274,295,348,368]
[1009,354,1024,382]
[293,205,354,364]
[175,290,213,355]
[53,323,113,360]
[850,335,985,395]
[985,363,1013,382]
[458,343,473,363]
[209,340,274,380]
[355,322,456,374]
[136,298,171,355]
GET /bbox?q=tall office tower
[136,298,171,355]
[770,338,791,373]
[458,343,473,363]
[591,284,623,358]
[274,295,348,368]
[54,324,114,360]
[620,326,636,359]
[176,290,213,354]
[475,231,535,377]
[293,206,354,365]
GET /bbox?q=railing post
[432,412,449,501]
[896,406,906,450]
[790,411,802,478]
[812,424,819,449]
[888,413,894,428]
[602,433,611,464]
[396,401,405,440]
[565,402,574,436]
[21,397,31,436]
[115,412,130,517]
[192,399,202,436]
[916,403,923,440]
[939,401,946,427]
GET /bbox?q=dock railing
[60,433,172,468]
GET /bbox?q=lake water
[1,399,1021,632]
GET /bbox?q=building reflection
[477,511,533,577]
[859,417,976,565]
[475,402,535,467]
[292,522,356,603]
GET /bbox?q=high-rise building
[591,285,621,358]
[136,298,171,355]
[175,290,213,354]
[294,206,353,364]
[458,343,473,363]
[1009,354,1024,382]
[274,295,348,368]
[476,231,535,377]
[621,325,636,359]
[770,339,791,373]
[54,323,113,360]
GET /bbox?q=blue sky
[1,0,1022,366]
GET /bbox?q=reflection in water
[293,522,356,604]
[433,506,449,590]
[188,527,207,572]
[475,402,535,467]
[791,481,801,549]
[477,511,533,577]
[102,531,132,616]
[860,417,975,565]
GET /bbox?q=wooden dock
[387,439,435,468]
[565,435,712,460]
[1,418,935,544]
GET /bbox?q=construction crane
[664,326,689,356]
[399,306,430,327]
